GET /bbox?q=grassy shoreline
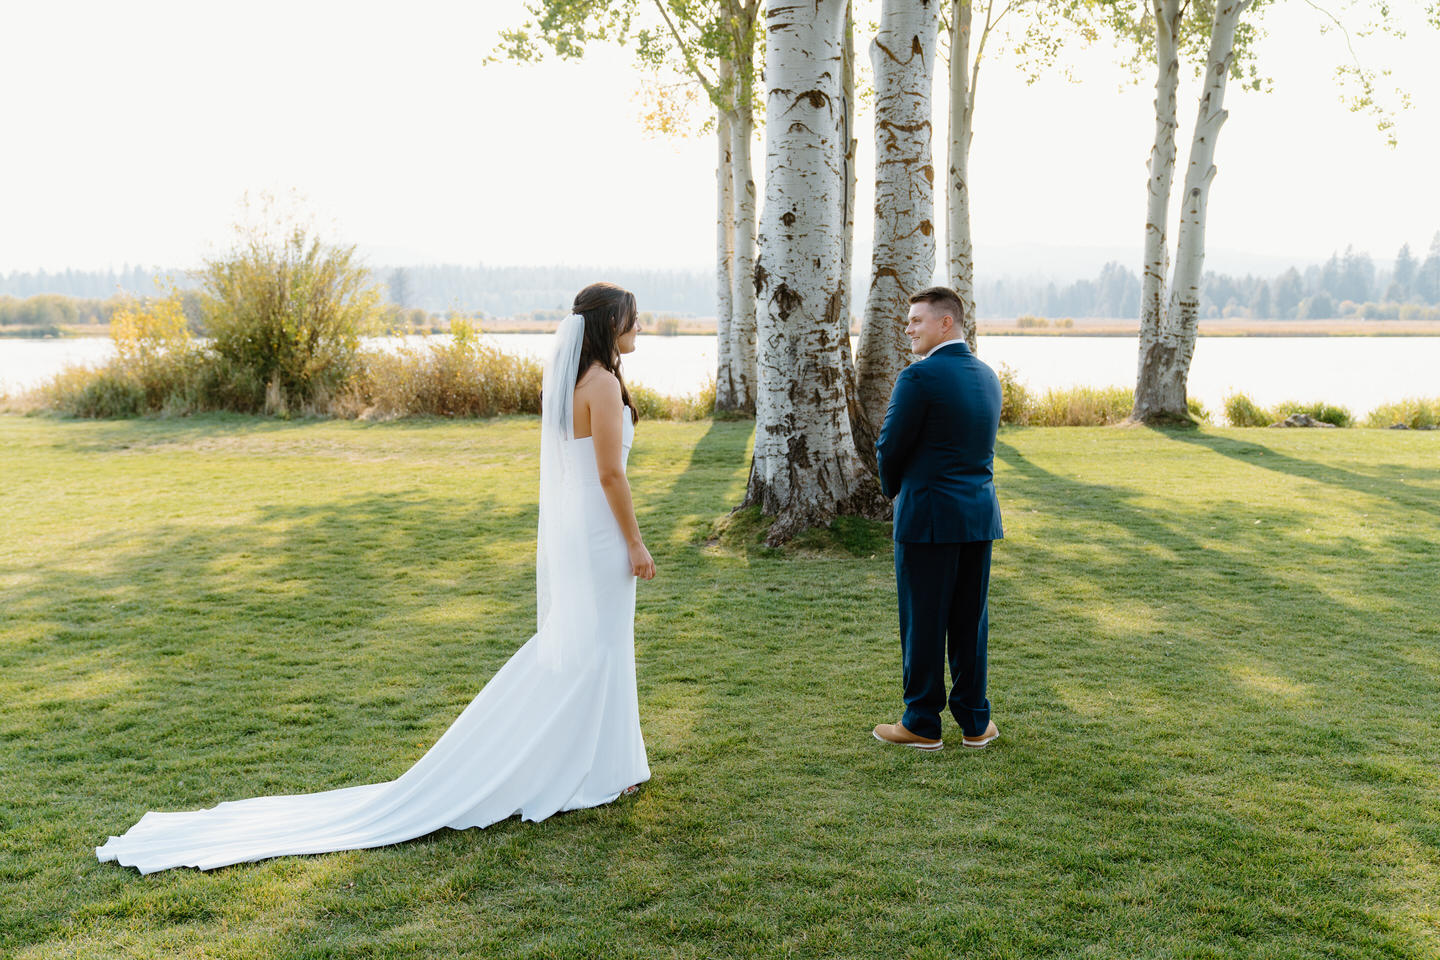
[9,317,1440,339]
[3,416,1439,958]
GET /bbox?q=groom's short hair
[909,286,965,327]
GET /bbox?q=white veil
[534,313,597,671]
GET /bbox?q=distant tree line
[10,234,1440,323]
[2,264,717,317]
[1195,235,1440,320]
[978,262,1144,319]
[0,293,123,330]
[975,233,1440,320]
[380,265,714,317]
[0,266,176,300]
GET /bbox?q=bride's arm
[587,372,656,580]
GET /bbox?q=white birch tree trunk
[840,4,859,341]
[1132,0,1250,423]
[745,0,887,544]
[854,0,939,468]
[1131,0,1181,423]
[946,0,979,352]
[730,75,760,414]
[714,69,740,411]
[840,4,862,431]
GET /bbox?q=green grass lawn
[2,414,1438,959]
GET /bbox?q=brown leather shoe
[872,721,943,751]
[962,720,1000,749]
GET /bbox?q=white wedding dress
[97,318,650,875]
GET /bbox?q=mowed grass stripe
[1,415,1437,958]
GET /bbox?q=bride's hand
[629,541,656,580]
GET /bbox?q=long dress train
[96,417,648,875]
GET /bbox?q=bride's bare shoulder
[575,364,620,397]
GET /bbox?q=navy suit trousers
[894,540,993,739]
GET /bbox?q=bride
[97,282,656,875]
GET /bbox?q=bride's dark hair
[574,281,639,424]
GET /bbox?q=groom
[872,286,1004,752]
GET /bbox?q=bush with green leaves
[36,294,209,417]
[996,363,1032,424]
[199,224,384,413]
[39,367,146,418]
[1224,392,1273,427]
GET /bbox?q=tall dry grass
[337,321,543,420]
[1363,397,1439,429]
[995,364,1208,425]
[630,377,717,422]
[1024,385,1136,426]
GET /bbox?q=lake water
[3,334,1437,419]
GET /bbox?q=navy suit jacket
[875,340,1004,544]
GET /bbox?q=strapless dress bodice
[568,415,634,483]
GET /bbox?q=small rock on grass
[1270,413,1336,428]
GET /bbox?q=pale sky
[1,0,1435,278]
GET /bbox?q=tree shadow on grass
[992,435,1438,687]
[616,422,1440,955]
[2,489,546,804]
[7,419,1439,957]
[2,419,776,953]
[0,464,574,947]
[562,423,1440,956]
[965,438,1440,952]
[1164,429,1440,509]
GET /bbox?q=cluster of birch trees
[498,0,1409,542]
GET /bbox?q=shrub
[40,368,147,418]
[996,364,1032,425]
[109,294,209,409]
[1363,397,1439,429]
[655,317,681,336]
[1224,392,1273,427]
[37,294,211,417]
[1055,317,1074,329]
[198,198,385,413]
[1015,314,1049,329]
